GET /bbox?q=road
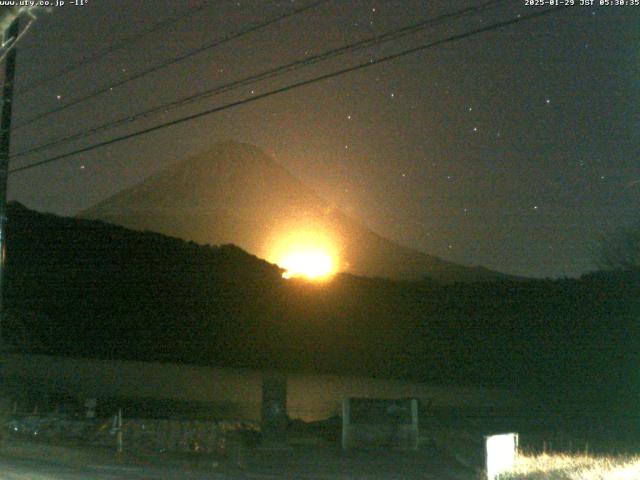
[0,457,223,480]
[0,448,475,480]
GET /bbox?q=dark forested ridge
[4,203,639,414]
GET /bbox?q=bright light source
[280,250,334,280]
[486,433,518,480]
[266,226,340,281]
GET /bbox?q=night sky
[5,0,639,279]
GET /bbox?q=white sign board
[485,433,518,480]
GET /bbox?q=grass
[498,452,640,479]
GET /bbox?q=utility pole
[0,16,19,349]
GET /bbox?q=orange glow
[280,250,334,280]
[267,228,339,281]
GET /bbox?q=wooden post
[341,396,350,450]
[411,398,419,450]
[116,408,123,453]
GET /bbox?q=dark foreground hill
[80,141,516,284]
[4,203,640,415]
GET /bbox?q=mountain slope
[81,141,515,283]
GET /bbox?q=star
[11,0,631,283]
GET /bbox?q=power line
[12,0,505,160]
[20,2,214,95]
[9,6,570,175]
[14,0,329,131]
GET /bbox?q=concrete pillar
[260,371,288,449]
